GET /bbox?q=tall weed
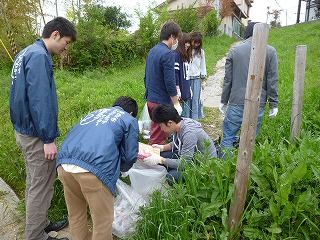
[129,152,236,240]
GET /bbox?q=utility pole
[266,6,271,23]
[297,0,302,23]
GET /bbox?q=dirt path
[202,56,226,108]
[200,56,226,141]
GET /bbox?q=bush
[67,3,142,71]
[134,2,171,56]
[201,9,221,36]
[172,4,200,33]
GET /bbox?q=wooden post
[228,23,270,235]
[290,45,307,142]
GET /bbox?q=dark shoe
[47,237,69,240]
[45,219,68,233]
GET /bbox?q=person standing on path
[219,22,279,153]
[144,21,183,145]
[57,96,139,240]
[188,31,207,120]
[10,17,77,240]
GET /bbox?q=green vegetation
[0,1,222,71]
[129,21,320,239]
[0,20,319,239]
[0,32,236,221]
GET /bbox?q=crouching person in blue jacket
[56,96,139,240]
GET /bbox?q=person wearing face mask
[144,21,183,145]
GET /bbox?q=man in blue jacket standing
[10,17,76,240]
[145,21,183,145]
[56,96,139,240]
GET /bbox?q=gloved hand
[269,108,278,118]
[201,79,207,90]
[121,171,129,178]
[219,103,227,114]
[174,103,183,115]
[152,144,164,152]
[177,88,181,99]
[144,153,163,165]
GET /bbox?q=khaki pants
[15,131,55,240]
[57,166,114,240]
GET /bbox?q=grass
[129,21,320,239]
[1,21,320,238]
[257,21,320,143]
[0,34,236,222]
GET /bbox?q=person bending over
[143,104,217,183]
[56,96,139,240]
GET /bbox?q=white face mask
[171,39,178,50]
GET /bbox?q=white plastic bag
[138,103,151,132]
[112,179,146,239]
[128,161,167,198]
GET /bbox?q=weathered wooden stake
[228,23,270,236]
[290,45,307,143]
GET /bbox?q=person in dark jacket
[10,17,76,240]
[174,32,192,117]
[142,104,217,183]
[57,96,139,240]
[145,21,183,145]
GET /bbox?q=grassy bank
[130,21,320,239]
[1,21,319,238]
[0,34,236,221]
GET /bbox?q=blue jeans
[221,104,265,149]
[189,78,204,120]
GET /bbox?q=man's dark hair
[152,104,182,124]
[113,96,138,117]
[160,21,182,41]
[42,17,77,42]
[244,22,258,39]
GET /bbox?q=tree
[219,0,234,20]
[270,9,281,28]
[172,3,200,32]
[103,6,131,31]
[134,2,170,54]
[198,0,215,16]
[0,0,38,57]
[201,9,220,36]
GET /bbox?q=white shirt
[188,49,207,79]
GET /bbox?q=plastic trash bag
[128,161,167,198]
[138,103,151,133]
[112,179,146,239]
